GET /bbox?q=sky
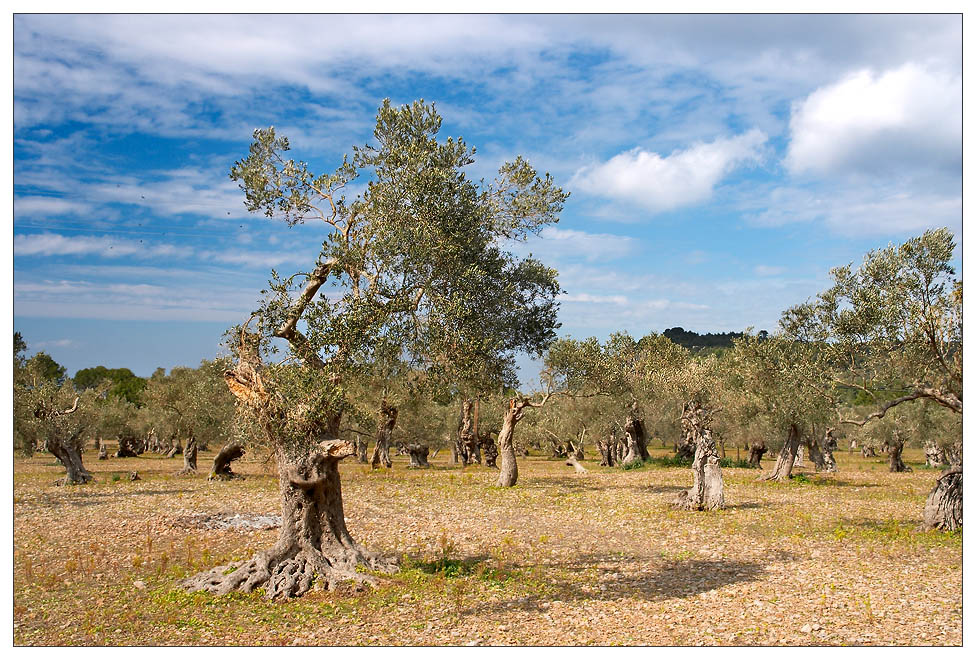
[11,13,963,382]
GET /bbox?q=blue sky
[12,14,962,382]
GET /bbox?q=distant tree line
[662,327,768,351]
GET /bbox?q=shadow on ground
[462,555,766,616]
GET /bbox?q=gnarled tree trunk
[36,397,92,485]
[806,428,838,473]
[919,466,962,531]
[165,439,183,459]
[925,440,946,467]
[496,402,521,487]
[495,396,548,487]
[672,406,724,512]
[481,432,498,468]
[186,439,394,598]
[404,443,430,469]
[764,423,801,481]
[570,431,585,461]
[672,402,724,510]
[861,444,877,457]
[209,441,245,480]
[613,435,626,465]
[820,428,838,472]
[624,401,650,462]
[185,335,395,598]
[457,399,481,465]
[355,437,369,463]
[369,400,397,469]
[621,431,642,466]
[674,427,696,462]
[747,439,767,468]
[178,437,198,475]
[598,431,615,467]
[47,433,93,485]
[115,435,141,458]
[887,435,911,473]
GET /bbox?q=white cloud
[558,292,629,305]
[14,232,316,268]
[570,130,767,213]
[33,338,76,349]
[198,249,318,270]
[785,64,960,178]
[745,186,960,237]
[14,277,260,322]
[754,265,785,276]
[14,232,192,259]
[14,196,92,217]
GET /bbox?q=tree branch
[840,387,961,426]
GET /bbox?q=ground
[13,444,961,646]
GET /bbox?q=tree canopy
[781,227,961,419]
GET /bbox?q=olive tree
[183,99,566,598]
[633,335,726,510]
[142,360,237,455]
[15,378,100,485]
[781,228,961,530]
[545,333,656,466]
[723,334,836,481]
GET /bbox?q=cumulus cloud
[570,130,767,213]
[785,64,961,178]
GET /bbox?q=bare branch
[840,387,962,426]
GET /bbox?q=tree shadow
[463,556,766,616]
[723,501,763,510]
[642,484,687,494]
